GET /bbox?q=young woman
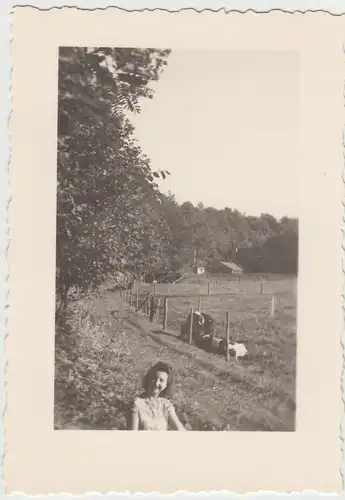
[128,361,186,431]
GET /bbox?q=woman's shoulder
[131,395,146,410]
[159,397,175,411]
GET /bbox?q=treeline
[156,195,298,275]
[56,47,297,311]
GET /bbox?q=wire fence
[117,277,295,361]
[132,273,296,298]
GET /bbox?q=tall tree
[56,47,171,309]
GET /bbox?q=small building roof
[220,261,243,273]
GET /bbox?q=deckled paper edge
[3,4,344,499]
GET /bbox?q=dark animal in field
[180,311,248,359]
[180,311,215,351]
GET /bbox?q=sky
[131,49,300,219]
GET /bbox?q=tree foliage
[156,196,298,275]
[56,47,171,308]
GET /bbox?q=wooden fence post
[208,281,210,296]
[129,293,133,308]
[189,307,194,344]
[153,282,156,296]
[149,295,155,322]
[260,276,264,295]
[271,294,276,317]
[225,311,230,361]
[163,297,168,330]
[136,291,139,310]
[155,297,161,322]
[198,296,202,312]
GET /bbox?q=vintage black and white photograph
[54,46,299,432]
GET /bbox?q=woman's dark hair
[142,361,174,398]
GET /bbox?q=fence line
[122,289,277,322]
[163,297,168,330]
[169,307,188,319]
[189,307,193,345]
[136,293,151,312]
[271,294,276,317]
[136,275,276,299]
[225,311,230,361]
[119,287,278,360]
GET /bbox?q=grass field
[54,274,297,432]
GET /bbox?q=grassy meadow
[54,274,297,432]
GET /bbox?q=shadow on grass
[151,328,180,339]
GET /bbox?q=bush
[54,298,132,430]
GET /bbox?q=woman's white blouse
[131,396,175,430]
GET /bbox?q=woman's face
[148,370,168,397]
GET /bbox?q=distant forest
[155,194,298,276]
[56,47,298,308]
